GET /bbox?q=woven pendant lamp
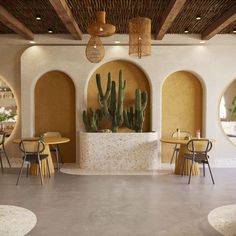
[85,36,105,63]
[87,11,116,37]
[129,17,151,59]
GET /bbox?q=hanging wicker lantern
[85,36,105,63]
[87,11,116,37]
[129,17,151,59]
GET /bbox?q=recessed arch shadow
[161,70,203,163]
[86,59,151,132]
[35,70,76,162]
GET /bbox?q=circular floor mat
[0,205,37,236]
[208,204,236,236]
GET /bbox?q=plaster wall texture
[1,38,236,165]
[0,45,26,159]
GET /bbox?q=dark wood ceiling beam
[155,0,187,40]
[0,5,34,40]
[49,0,82,40]
[202,5,236,40]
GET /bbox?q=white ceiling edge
[0,33,235,46]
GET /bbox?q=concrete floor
[0,168,235,236]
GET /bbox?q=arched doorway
[87,60,151,131]
[35,71,76,162]
[161,71,203,162]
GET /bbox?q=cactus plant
[83,71,148,132]
[123,89,147,132]
[82,108,102,132]
[109,70,126,132]
[96,73,111,117]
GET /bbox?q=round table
[13,137,70,176]
[161,138,200,176]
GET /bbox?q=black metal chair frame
[16,139,51,185]
[181,139,215,184]
[0,131,11,172]
[50,144,64,171]
[42,132,64,171]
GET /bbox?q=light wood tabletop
[13,137,70,145]
[160,138,191,145]
[161,137,215,145]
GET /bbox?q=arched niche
[0,77,18,141]
[87,60,151,132]
[35,71,76,163]
[161,71,203,163]
[219,78,236,146]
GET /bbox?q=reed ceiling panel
[0,0,235,34]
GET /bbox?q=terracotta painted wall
[161,71,203,163]
[87,60,151,131]
[35,71,76,163]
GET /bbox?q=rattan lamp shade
[85,36,105,63]
[87,11,116,37]
[129,17,151,59]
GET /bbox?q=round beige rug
[0,205,37,236]
[208,204,236,236]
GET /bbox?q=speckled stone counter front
[79,132,159,170]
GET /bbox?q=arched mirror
[0,78,17,138]
[220,79,236,145]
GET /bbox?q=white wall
[1,34,236,165]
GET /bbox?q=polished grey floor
[0,168,235,236]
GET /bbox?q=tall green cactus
[82,108,102,132]
[96,73,111,117]
[83,70,126,132]
[124,89,147,132]
[109,70,126,132]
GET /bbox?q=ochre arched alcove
[161,71,203,163]
[35,71,76,163]
[87,60,151,131]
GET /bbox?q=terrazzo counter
[79,131,159,170]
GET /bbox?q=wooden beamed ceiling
[202,4,236,40]
[0,5,33,40]
[48,0,82,40]
[155,0,187,40]
[0,0,235,40]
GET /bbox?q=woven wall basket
[86,36,105,63]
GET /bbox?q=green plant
[96,73,111,118]
[96,70,126,132]
[82,108,102,132]
[0,107,15,122]
[228,96,236,120]
[123,89,148,132]
[82,70,148,133]
[109,70,126,132]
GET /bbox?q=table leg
[29,144,55,176]
[175,144,200,176]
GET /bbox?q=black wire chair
[42,132,64,170]
[16,138,50,185]
[0,131,11,172]
[181,139,215,184]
